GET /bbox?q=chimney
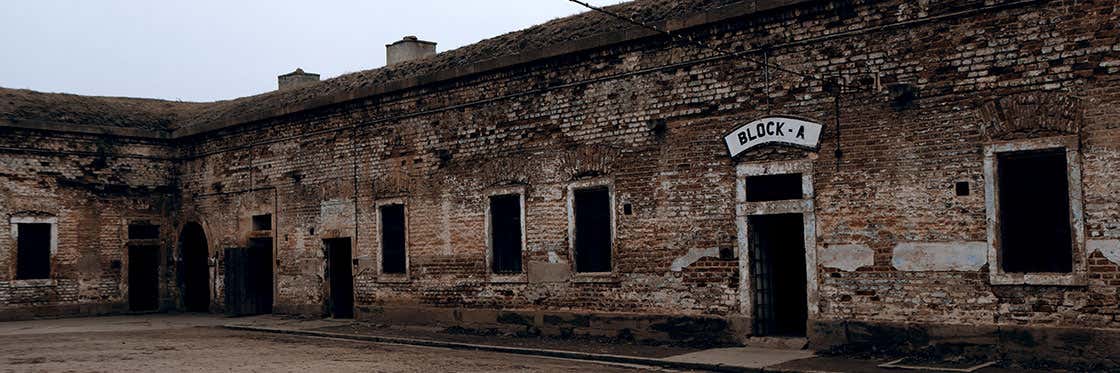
[277,68,320,91]
[386,36,436,66]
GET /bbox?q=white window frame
[485,186,527,283]
[984,136,1086,286]
[374,198,410,282]
[10,216,58,283]
[566,178,616,279]
[735,159,819,323]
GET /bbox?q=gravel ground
[0,315,651,372]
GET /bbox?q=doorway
[749,213,807,337]
[224,238,274,316]
[180,223,210,312]
[325,238,354,319]
[128,245,160,311]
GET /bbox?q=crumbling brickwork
[1,0,1118,363]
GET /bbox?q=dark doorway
[128,245,160,311]
[749,213,807,337]
[379,204,407,274]
[997,148,1073,273]
[15,223,51,280]
[180,223,210,312]
[490,194,523,274]
[224,238,274,316]
[325,238,354,319]
[573,187,612,273]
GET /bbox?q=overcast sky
[0,0,627,102]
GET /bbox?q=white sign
[723,116,823,158]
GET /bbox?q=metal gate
[749,214,808,337]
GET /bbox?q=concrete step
[743,336,809,350]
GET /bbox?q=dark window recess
[746,174,803,202]
[490,194,523,274]
[623,203,633,216]
[128,224,160,240]
[380,204,407,274]
[252,214,272,231]
[573,187,612,273]
[16,223,51,280]
[955,181,971,197]
[997,148,1073,273]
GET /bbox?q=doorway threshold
[743,336,808,350]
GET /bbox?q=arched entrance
[179,222,210,312]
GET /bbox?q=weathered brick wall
[174,0,1119,334]
[0,128,177,318]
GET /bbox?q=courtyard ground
[0,314,652,372]
[0,314,1066,372]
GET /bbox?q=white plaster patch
[819,244,874,272]
[671,247,720,272]
[319,199,355,238]
[547,251,560,264]
[1088,239,1120,265]
[892,242,987,271]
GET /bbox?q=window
[996,148,1073,273]
[985,136,1085,286]
[572,186,612,273]
[128,223,160,240]
[379,204,407,274]
[251,214,272,231]
[745,173,803,202]
[16,223,51,280]
[489,194,523,274]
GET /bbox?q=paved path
[0,314,652,372]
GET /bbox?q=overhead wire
[565,0,868,93]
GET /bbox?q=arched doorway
[179,222,210,312]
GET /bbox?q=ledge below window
[990,272,1087,286]
[571,272,619,284]
[489,273,528,284]
[8,279,56,287]
[375,275,412,284]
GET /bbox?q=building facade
[1,0,1118,364]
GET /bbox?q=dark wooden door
[128,245,160,311]
[224,240,273,316]
[749,213,807,337]
[326,238,354,319]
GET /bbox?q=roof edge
[172,0,812,139]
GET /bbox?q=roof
[0,0,798,138]
[0,87,202,134]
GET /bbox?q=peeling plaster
[819,244,873,271]
[671,247,720,272]
[1088,239,1120,264]
[892,242,988,271]
[319,199,355,239]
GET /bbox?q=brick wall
[2,0,1118,352]
[0,128,176,318]
[173,0,1120,335]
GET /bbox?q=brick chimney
[277,68,320,91]
[386,36,436,66]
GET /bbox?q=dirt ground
[0,315,651,372]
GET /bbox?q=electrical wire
[566,0,868,93]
